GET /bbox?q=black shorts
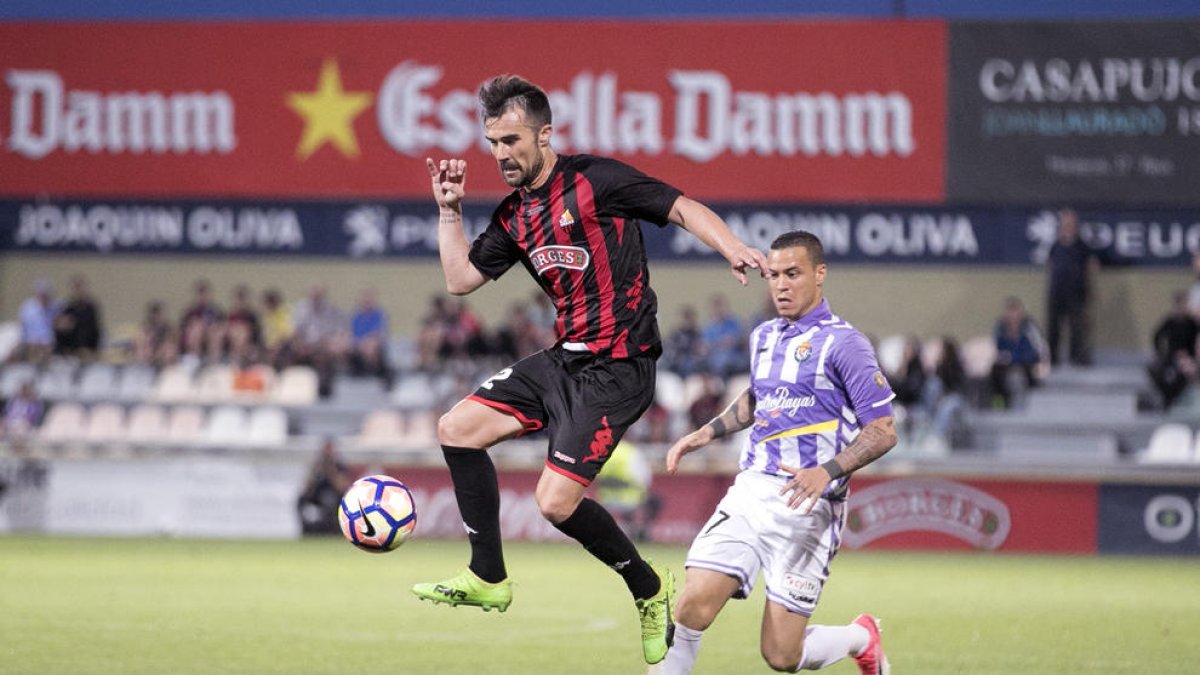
[468,347,657,486]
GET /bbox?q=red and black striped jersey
[468,154,682,359]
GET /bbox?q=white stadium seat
[1140,423,1194,464]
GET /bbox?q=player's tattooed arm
[706,386,755,439]
[818,416,897,480]
[665,387,755,474]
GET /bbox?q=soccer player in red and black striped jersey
[411,74,767,665]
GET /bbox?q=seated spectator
[887,335,927,414]
[296,438,353,536]
[491,302,552,364]
[133,300,177,367]
[990,296,1047,409]
[701,293,745,378]
[917,336,967,455]
[53,275,103,358]
[1148,291,1200,409]
[292,286,349,396]
[687,372,726,431]
[349,288,390,380]
[437,298,488,363]
[224,284,262,364]
[663,305,705,377]
[179,279,225,364]
[260,288,295,367]
[17,278,59,364]
[1,381,43,441]
[416,295,454,371]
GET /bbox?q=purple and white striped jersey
[741,299,896,493]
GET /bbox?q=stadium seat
[194,364,235,403]
[920,336,945,373]
[166,406,206,445]
[246,407,289,447]
[155,364,197,403]
[232,364,276,402]
[38,402,87,442]
[77,362,119,402]
[126,404,169,444]
[1139,423,1194,464]
[332,374,388,407]
[116,364,158,402]
[404,410,438,447]
[655,370,687,415]
[720,373,751,410]
[36,362,77,400]
[357,409,404,448]
[205,405,249,446]
[85,403,127,444]
[274,366,319,406]
[390,372,432,411]
[0,362,37,399]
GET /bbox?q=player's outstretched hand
[777,463,831,514]
[729,244,769,286]
[665,426,715,475]
[427,157,466,211]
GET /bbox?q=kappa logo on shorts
[530,245,590,274]
[552,451,577,465]
[584,416,614,463]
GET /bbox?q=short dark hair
[478,75,552,128]
[770,231,825,266]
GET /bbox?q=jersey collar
[778,298,831,333]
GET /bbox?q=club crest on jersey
[873,371,886,388]
[558,209,576,228]
[530,245,591,274]
[793,341,812,363]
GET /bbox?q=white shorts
[684,470,846,617]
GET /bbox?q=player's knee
[674,591,719,631]
[761,645,802,672]
[534,491,578,524]
[436,410,469,446]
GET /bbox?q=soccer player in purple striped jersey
[659,231,897,674]
[415,74,768,666]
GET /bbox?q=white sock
[795,623,870,670]
[658,623,704,675]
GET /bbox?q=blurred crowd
[5,224,1200,451]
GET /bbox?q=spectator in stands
[349,287,391,381]
[292,286,350,396]
[595,440,661,542]
[179,279,224,364]
[701,293,745,378]
[296,438,353,536]
[260,288,295,367]
[1148,291,1199,409]
[134,300,177,367]
[663,305,706,377]
[886,335,926,414]
[686,372,726,432]
[492,302,553,363]
[53,275,103,358]
[224,284,262,364]
[918,336,967,456]
[438,298,488,363]
[1,381,43,441]
[17,278,59,364]
[990,296,1047,409]
[1045,208,1099,367]
[416,295,454,371]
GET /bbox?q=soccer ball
[338,475,417,553]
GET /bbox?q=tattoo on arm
[825,416,897,478]
[706,387,755,439]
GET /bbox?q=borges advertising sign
[947,21,1200,205]
[0,20,944,202]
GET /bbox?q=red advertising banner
[0,20,945,201]
[377,468,1097,553]
[844,477,1098,553]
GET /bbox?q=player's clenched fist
[427,157,466,210]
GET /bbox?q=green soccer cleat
[412,569,513,613]
[636,562,676,665]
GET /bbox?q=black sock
[442,446,507,583]
[553,498,659,600]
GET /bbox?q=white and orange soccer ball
[338,475,417,553]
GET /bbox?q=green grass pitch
[2,536,1198,674]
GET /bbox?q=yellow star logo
[287,58,374,160]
